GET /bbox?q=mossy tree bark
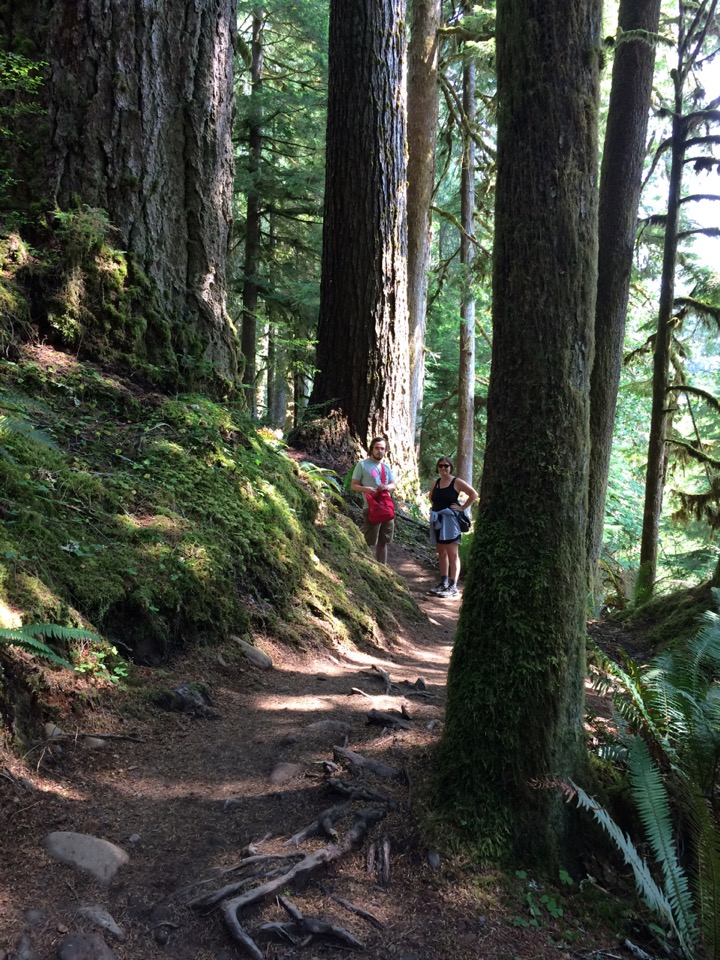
[45,0,238,384]
[309,0,418,491]
[436,0,600,863]
[588,0,661,604]
[407,0,440,443]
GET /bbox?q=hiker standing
[428,456,477,598]
[350,437,396,565]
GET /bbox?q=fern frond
[690,794,720,960]
[628,737,698,955]
[19,624,100,643]
[568,779,675,923]
[0,414,58,450]
[0,627,74,668]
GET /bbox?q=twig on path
[333,745,405,781]
[320,885,385,929]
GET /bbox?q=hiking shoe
[437,584,459,599]
[428,580,448,595]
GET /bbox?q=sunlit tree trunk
[241,8,264,417]
[407,0,440,443]
[456,28,476,486]
[587,0,661,603]
[437,0,600,864]
[45,0,238,382]
[309,0,417,490]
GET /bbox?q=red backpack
[365,463,395,523]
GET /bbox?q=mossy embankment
[0,344,422,738]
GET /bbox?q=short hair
[436,456,454,471]
[369,436,388,454]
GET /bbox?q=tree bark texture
[437,0,600,863]
[587,0,661,601]
[407,0,440,442]
[240,9,264,416]
[456,40,476,487]
[310,0,417,489]
[45,0,238,382]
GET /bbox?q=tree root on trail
[320,885,385,929]
[257,895,365,950]
[216,809,387,950]
[282,800,351,846]
[332,745,405,780]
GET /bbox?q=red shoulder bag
[365,463,395,524]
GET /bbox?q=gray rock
[269,762,304,784]
[56,933,117,960]
[127,834,141,843]
[42,832,129,884]
[44,723,64,739]
[23,908,45,927]
[306,720,353,736]
[232,635,273,670]
[427,850,441,871]
[83,738,106,750]
[155,682,215,717]
[8,934,40,960]
[77,905,126,941]
[223,798,242,812]
[279,732,298,745]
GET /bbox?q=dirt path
[1,545,610,960]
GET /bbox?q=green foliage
[0,622,92,669]
[571,598,720,958]
[0,352,418,678]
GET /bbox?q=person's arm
[452,478,478,510]
[350,467,375,496]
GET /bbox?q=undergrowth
[0,347,421,701]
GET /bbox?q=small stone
[128,834,141,843]
[217,653,227,667]
[231,635,272,670]
[24,908,45,927]
[42,832,129,884]
[44,723,64,739]
[414,677,427,690]
[10,934,40,960]
[223,799,242,812]
[76,905,126,941]
[57,933,117,960]
[279,733,298,746]
[306,720,352,736]
[426,718,441,732]
[270,762,304,785]
[427,851,441,871]
[154,927,170,946]
[83,738,106,750]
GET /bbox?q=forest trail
[1,543,613,960]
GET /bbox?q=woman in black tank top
[427,456,478,598]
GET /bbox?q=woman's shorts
[363,516,395,547]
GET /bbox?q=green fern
[0,623,99,669]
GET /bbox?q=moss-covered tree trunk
[45,0,238,383]
[436,0,600,863]
[587,0,661,603]
[309,0,417,490]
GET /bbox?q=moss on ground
[0,347,421,693]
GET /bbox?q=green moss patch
[0,347,420,670]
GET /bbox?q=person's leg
[436,543,450,578]
[375,519,394,565]
[447,542,460,583]
[363,517,380,558]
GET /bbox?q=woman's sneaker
[438,583,458,598]
[429,579,449,595]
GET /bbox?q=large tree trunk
[436,0,600,863]
[308,0,417,491]
[45,0,238,383]
[456,30,476,486]
[587,0,661,603]
[240,8,264,417]
[407,0,440,443]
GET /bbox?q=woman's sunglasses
[438,463,451,469]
